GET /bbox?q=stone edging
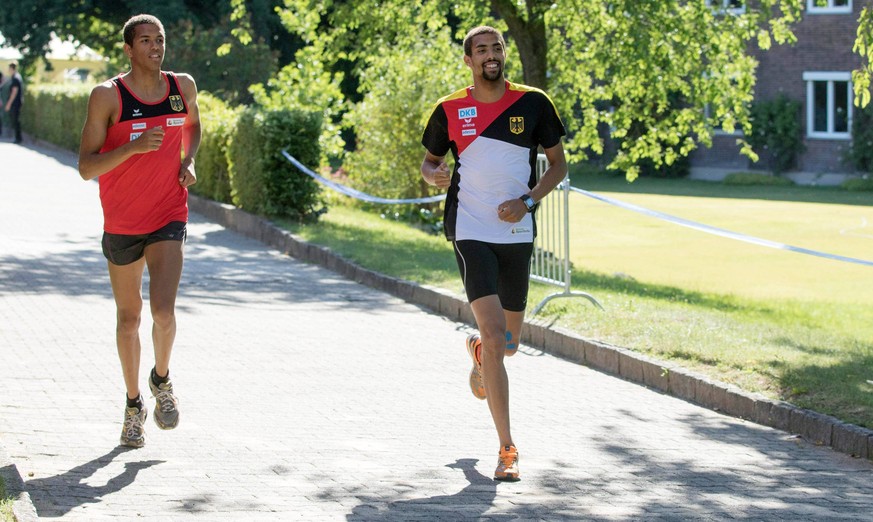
[191,194,873,463]
[0,446,39,522]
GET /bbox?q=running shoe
[149,377,180,430]
[494,445,520,481]
[120,405,147,448]
[466,333,486,400]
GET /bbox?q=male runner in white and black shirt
[421,25,568,482]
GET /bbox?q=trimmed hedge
[192,92,242,204]
[20,84,91,151]
[847,103,873,173]
[748,95,805,175]
[228,107,324,220]
[17,84,324,221]
[723,172,795,186]
[841,177,873,192]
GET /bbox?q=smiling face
[124,23,165,71]
[464,32,505,84]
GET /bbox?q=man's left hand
[497,199,524,223]
[179,164,197,187]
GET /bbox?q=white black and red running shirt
[422,80,565,243]
[98,72,189,235]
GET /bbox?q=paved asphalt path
[1,140,872,520]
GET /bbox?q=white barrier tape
[570,186,873,267]
[284,149,871,267]
[282,150,444,205]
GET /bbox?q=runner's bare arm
[177,73,201,187]
[529,140,568,203]
[421,151,451,189]
[77,82,164,181]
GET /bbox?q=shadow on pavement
[25,446,163,517]
[344,458,503,521]
[534,411,872,519]
[0,221,403,314]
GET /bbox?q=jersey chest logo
[510,116,524,135]
[169,95,184,112]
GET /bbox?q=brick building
[691,0,863,177]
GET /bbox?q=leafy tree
[0,1,226,71]
[0,1,286,103]
[167,16,278,105]
[854,2,873,108]
[342,25,467,201]
[260,0,805,184]
[250,37,347,160]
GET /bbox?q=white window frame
[803,71,852,140]
[806,0,852,14]
[706,0,746,15]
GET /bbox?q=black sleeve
[421,103,451,157]
[534,92,565,149]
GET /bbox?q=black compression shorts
[453,240,533,312]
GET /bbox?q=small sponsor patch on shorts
[511,227,531,235]
[131,122,147,130]
[129,132,143,141]
[462,129,476,136]
[166,117,185,127]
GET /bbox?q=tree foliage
[0,0,287,104]
[264,0,806,183]
[167,16,278,105]
[0,1,225,69]
[342,25,467,202]
[854,3,873,108]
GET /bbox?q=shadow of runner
[347,459,500,521]
[24,446,163,517]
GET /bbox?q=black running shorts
[102,221,187,266]
[453,240,534,312]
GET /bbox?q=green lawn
[568,171,873,304]
[281,175,873,429]
[0,476,13,522]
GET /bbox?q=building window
[803,72,851,139]
[707,0,746,14]
[807,0,852,14]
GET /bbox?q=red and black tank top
[98,71,189,235]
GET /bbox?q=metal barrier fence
[530,153,603,314]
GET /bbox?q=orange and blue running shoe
[465,333,486,400]
[494,445,520,481]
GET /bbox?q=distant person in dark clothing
[0,70,4,137]
[5,62,23,143]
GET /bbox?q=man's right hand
[431,161,451,189]
[135,126,165,153]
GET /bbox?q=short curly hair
[463,26,505,57]
[122,14,165,46]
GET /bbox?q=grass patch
[570,164,873,206]
[0,475,14,522]
[283,176,873,429]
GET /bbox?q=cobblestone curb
[191,194,873,463]
[0,447,38,522]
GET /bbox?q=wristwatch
[519,194,536,213]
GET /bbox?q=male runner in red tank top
[78,14,201,448]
